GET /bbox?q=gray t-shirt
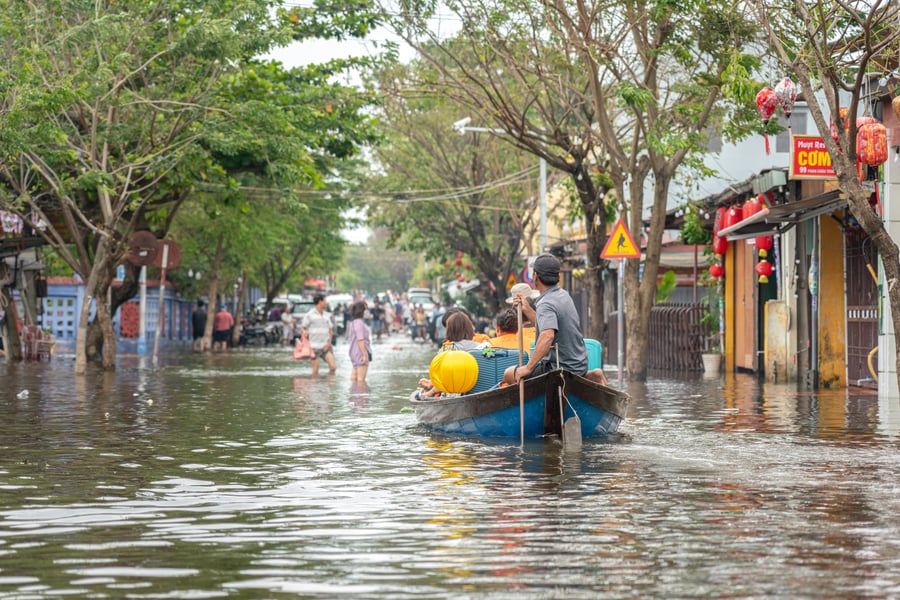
[301,308,334,349]
[534,286,588,375]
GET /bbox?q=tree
[387,5,616,334]
[388,0,761,380]
[542,0,761,380]
[0,0,381,371]
[753,0,900,390]
[367,58,549,312]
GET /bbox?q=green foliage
[679,202,712,246]
[655,270,677,304]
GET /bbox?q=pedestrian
[371,300,385,340]
[192,300,207,352]
[300,293,336,376]
[347,300,371,383]
[281,304,294,345]
[213,304,234,352]
[504,254,588,385]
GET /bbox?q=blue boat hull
[411,369,629,439]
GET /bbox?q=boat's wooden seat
[466,348,528,394]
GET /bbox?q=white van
[407,287,434,307]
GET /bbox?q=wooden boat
[410,368,630,439]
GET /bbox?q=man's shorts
[313,347,332,360]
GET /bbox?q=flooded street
[2,334,900,598]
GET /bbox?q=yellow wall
[817,213,847,388]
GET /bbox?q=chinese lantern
[709,263,724,279]
[830,107,848,146]
[756,87,779,155]
[755,260,774,283]
[742,196,762,221]
[712,234,728,256]
[755,235,773,258]
[774,77,797,118]
[722,205,743,230]
[857,122,888,167]
[713,207,726,233]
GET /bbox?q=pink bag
[293,335,315,360]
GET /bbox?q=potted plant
[699,274,722,375]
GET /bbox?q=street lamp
[452,120,547,253]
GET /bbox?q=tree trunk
[231,271,249,347]
[202,236,225,347]
[570,166,608,342]
[75,244,110,374]
[1,285,22,361]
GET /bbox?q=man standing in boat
[504,254,588,384]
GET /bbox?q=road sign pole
[618,259,625,387]
[152,244,169,367]
[599,218,640,388]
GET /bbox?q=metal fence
[607,303,709,372]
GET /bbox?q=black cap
[533,254,560,277]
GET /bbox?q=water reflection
[1,341,900,598]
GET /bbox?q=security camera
[452,117,472,133]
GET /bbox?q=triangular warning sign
[600,218,641,259]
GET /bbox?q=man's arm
[515,329,555,382]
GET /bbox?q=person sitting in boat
[417,312,490,398]
[441,307,491,345]
[441,311,490,352]
[488,308,519,350]
[503,254,588,385]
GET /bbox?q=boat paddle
[517,302,525,447]
[556,345,582,451]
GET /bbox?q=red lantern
[755,260,774,283]
[722,205,743,230]
[857,122,888,167]
[830,107,849,146]
[742,196,762,221]
[709,263,724,279]
[774,77,797,118]
[755,235,773,258]
[712,234,728,256]
[712,207,726,235]
[756,87,779,155]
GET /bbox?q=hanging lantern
[857,122,888,167]
[755,87,779,155]
[709,263,724,279]
[830,107,849,147]
[722,205,743,230]
[773,77,797,118]
[712,233,728,256]
[713,207,727,233]
[755,235,773,258]
[755,260,774,283]
[742,196,762,221]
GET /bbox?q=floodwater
[2,334,900,599]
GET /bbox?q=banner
[789,135,836,180]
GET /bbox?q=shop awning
[717,190,846,241]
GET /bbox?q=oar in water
[554,344,582,451]
[517,303,525,447]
